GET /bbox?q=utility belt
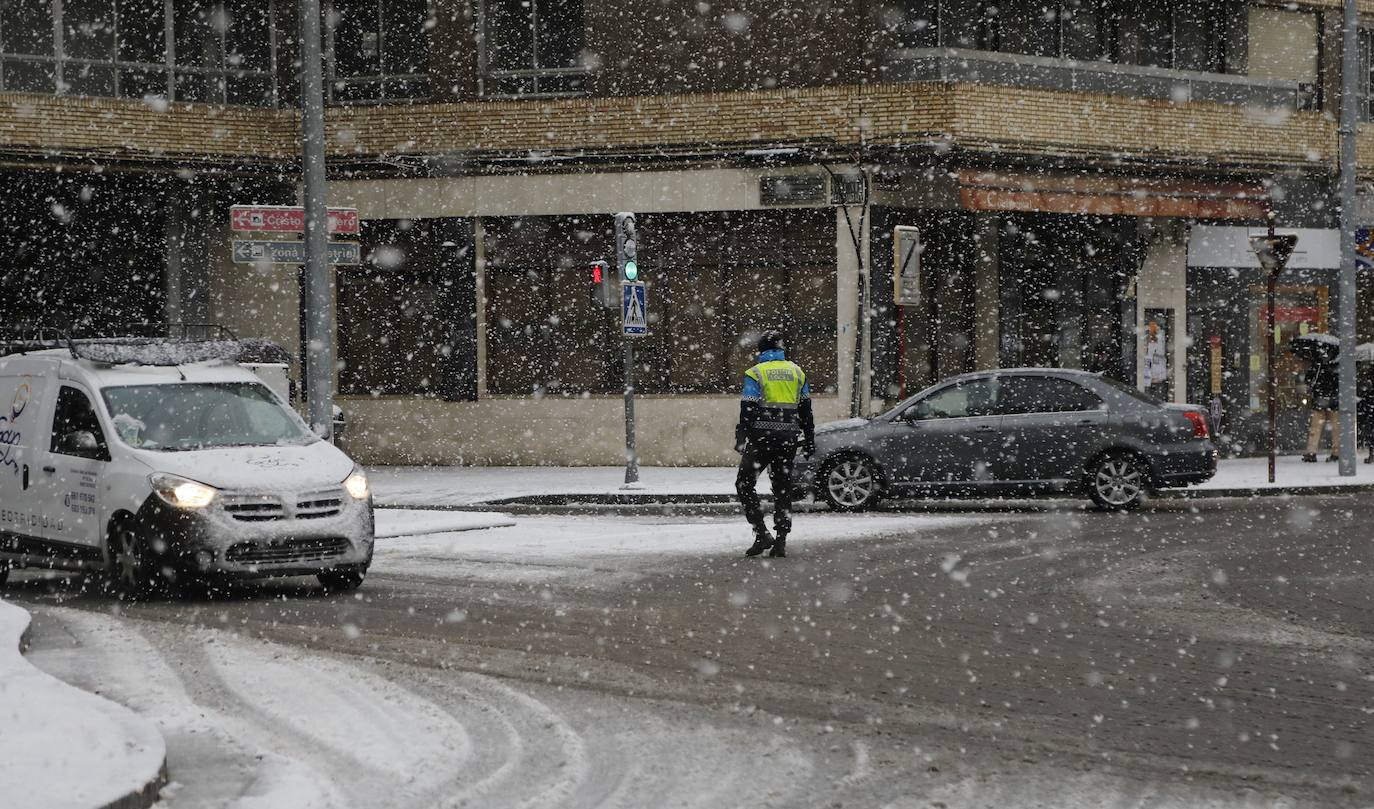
[745,406,802,441]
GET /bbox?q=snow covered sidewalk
[368,455,1374,510]
[0,599,166,809]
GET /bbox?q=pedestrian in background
[735,330,815,558]
[1303,358,1340,463]
[1142,319,1169,400]
[1359,361,1374,464]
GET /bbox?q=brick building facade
[3,0,1371,461]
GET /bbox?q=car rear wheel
[318,566,366,592]
[820,455,881,512]
[1088,453,1149,511]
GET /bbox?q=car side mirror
[60,430,99,454]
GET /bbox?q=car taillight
[1183,411,1210,438]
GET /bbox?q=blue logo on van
[0,383,29,476]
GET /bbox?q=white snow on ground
[373,508,514,538]
[373,512,1011,584]
[1193,454,1374,490]
[0,599,165,809]
[368,455,1374,510]
[367,465,741,507]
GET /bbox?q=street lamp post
[1250,216,1298,484]
[1337,0,1359,476]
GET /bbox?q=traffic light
[615,212,638,282]
[589,260,615,309]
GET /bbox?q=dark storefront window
[327,0,431,103]
[484,211,836,396]
[337,218,477,399]
[480,0,588,97]
[0,0,278,104]
[894,1,1237,75]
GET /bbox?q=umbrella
[1289,333,1340,365]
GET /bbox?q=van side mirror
[59,430,100,454]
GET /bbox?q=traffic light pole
[299,0,332,440]
[623,339,638,485]
[1337,0,1359,476]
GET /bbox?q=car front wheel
[318,566,366,592]
[1088,453,1149,511]
[820,455,882,512]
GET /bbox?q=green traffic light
[624,260,638,281]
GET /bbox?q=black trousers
[736,441,796,537]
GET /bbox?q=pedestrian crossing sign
[622,281,648,336]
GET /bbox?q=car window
[998,376,1104,415]
[101,382,314,452]
[49,385,110,460]
[908,378,999,419]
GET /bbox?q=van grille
[224,537,351,566]
[222,495,285,522]
[296,490,344,519]
[220,489,345,521]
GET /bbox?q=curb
[376,481,1374,515]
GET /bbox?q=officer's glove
[803,440,816,459]
[735,428,748,454]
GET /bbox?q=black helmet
[757,330,785,353]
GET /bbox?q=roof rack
[0,323,291,367]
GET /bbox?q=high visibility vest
[744,360,806,439]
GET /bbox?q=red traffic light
[592,263,604,283]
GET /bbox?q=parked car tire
[318,567,366,592]
[1087,452,1150,511]
[819,454,883,512]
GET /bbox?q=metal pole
[300,0,333,439]
[1337,0,1359,476]
[1267,212,1278,484]
[623,339,639,484]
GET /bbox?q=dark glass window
[328,0,429,102]
[909,378,1001,420]
[2,57,55,91]
[1,0,55,55]
[1173,2,1224,73]
[338,219,477,399]
[997,376,1103,414]
[173,2,222,68]
[995,1,1059,58]
[116,0,165,64]
[50,386,109,460]
[225,0,271,71]
[482,0,585,96]
[896,0,938,49]
[64,0,116,60]
[1062,0,1107,62]
[1124,3,1173,68]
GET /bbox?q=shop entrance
[998,214,1134,380]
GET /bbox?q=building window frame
[0,0,279,106]
[476,0,589,98]
[323,0,433,105]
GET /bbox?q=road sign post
[1250,214,1299,484]
[620,279,647,486]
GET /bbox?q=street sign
[622,281,647,336]
[232,239,361,266]
[893,225,921,306]
[230,205,360,235]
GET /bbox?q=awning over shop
[958,171,1268,220]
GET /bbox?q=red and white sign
[230,205,360,235]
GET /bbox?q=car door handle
[42,465,56,474]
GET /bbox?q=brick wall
[0,80,1365,176]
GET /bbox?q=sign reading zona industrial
[230,204,360,235]
[232,239,362,266]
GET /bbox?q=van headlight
[343,468,369,500]
[149,473,217,509]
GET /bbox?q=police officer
[736,330,815,558]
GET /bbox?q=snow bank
[1194,454,1374,491]
[0,599,166,809]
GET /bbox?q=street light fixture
[1249,217,1298,484]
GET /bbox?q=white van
[0,336,374,595]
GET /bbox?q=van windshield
[101,382,315,451]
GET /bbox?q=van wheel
[107,521,167,599]
[820,455,882,512]
[318,567,365,593]
[1087,452,1150,511]
[0,564,9,587]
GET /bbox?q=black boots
[768,535,787,558]
[744,527,774,557]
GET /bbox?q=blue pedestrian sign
[622,281,647,337]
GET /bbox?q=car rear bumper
[1151,442,1219,488]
